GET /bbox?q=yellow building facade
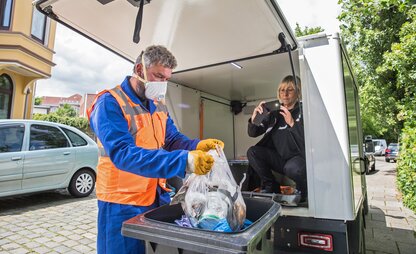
[0,0,56,119]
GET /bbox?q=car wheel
[68,169,96,197]
[385,158,389,162]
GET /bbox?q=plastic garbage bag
[174,215,193,228]
[171,146,246,231]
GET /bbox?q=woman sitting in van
[247,75,307,201]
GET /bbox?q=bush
[32,113,94,138]
[396,125,416,212]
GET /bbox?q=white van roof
[35,0,297,71]
[35,0,299,101]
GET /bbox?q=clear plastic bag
[171,146,246,231]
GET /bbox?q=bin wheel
[68,169,95,197]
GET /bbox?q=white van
[373,139,387,156]
[35,1,368,253]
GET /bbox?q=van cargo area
[162,34,367,253]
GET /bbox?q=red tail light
[298,232,333,251]
[385,149,391,154]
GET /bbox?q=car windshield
[388,144,398,151]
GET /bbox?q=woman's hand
[280,106,294,127]
[251,101,266,122]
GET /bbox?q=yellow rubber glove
[187,150,214,175]
[196,138,224,152]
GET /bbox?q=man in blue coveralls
[88,45,224,254]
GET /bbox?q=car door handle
[63,152,71,155]
[11,156,22,161]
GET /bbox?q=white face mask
[144,81,167,101]
[134,55,168,101]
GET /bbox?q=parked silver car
[0,120,98,198]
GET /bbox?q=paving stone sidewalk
[0,191,97,254]
[0,157,414,253]
[365,157,416,254]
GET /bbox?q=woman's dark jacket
[247,102,305,160]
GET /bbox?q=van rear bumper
[273,207,365,253]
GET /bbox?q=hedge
[396,125,416,212]
[32,113,94,139]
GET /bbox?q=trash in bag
[171,146,246,231]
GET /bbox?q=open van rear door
[35,0,297,72]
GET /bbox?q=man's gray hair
[134,45,177,71]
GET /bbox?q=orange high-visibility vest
[88,85,171,206]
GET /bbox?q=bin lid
[35,0,298,72]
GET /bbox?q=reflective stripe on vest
[89,85,171,206]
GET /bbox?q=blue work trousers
[97,189,171,254]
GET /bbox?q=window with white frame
[31,8,49,44]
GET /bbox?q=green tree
[381,8,416,212]
[34,97,42,105]
[55,103,77,117]
[378,8,416,126]
[294,23,324,37]
[339,0,416,212]
[338,0,413,142]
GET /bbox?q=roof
[41,94,82,106]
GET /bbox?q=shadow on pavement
[0,190,96,215]
[365,206,415,254]
[366,169,380,175]
[384,169,397,176]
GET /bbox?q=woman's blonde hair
[277,75,301,101]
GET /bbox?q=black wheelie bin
[122,195,281,254]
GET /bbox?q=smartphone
[252,100,280,125]
[264,100,280,112]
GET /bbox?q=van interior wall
[165,82,262,160]
[166,82,237,159]
[165,82,200,139]
[234,101,263,159]
[200,92,234,159]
